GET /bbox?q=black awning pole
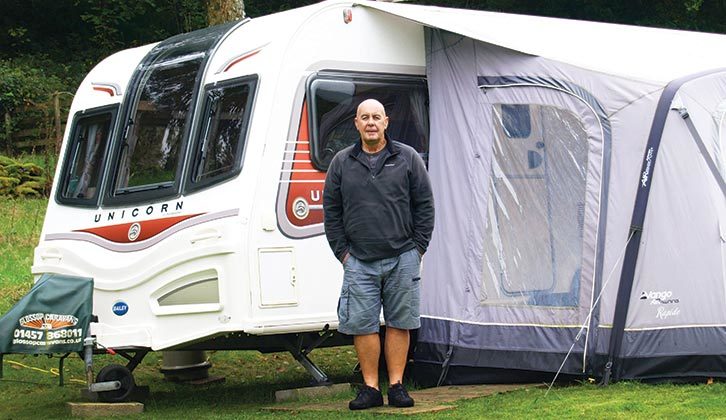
[602,225,641,385]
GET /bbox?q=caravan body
[33,1,429,351]
[33,0,726,383]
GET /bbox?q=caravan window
[57,107,116,206]
[111,51,203,198]
[501,104,531,138]
[188,76,257,191]
[308,73,429,170]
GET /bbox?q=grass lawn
[1,349,724,419]
[0,197,47,314]
[0,196,724,419]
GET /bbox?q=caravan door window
[307,73,429,170]
[58,107,116,206]
[482,103,588,308]
[188,76,257,191]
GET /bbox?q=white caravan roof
[358,1,726,83]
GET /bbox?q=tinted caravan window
[58,108,115,205]
[308,73,429,170]
[188,76,257,191]
[114,51,202,195]
[108,22,234,203]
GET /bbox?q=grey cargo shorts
[337,248,421,335]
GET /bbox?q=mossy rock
[3,164,22,176]
[19,162,44,176]
[24,174,46,184]
[15,184,42,197]
[0,176,20,188]
[17,180,41,189]
[0,155,47,197]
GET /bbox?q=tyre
[96,364,136,403]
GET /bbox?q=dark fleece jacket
[323,139,434,262]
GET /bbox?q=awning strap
[677,107,726,197]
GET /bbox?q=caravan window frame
[105,51,205,205]
[56,105,118,207]
[185,74,258,193]
[306,71,429,171]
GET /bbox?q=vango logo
[640,290,679,305]
[640,290,672,300]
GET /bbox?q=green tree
[74,0,208,56]
[0,59,64,154]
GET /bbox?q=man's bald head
[356,99,386,118]
[354,99,389,152]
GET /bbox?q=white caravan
[32,0,429,391]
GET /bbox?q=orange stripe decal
[93,86,116,96]
[76,214,204,243]
[285,102,326,226]
[224,49,261,72]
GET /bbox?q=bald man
[323,99,434,410]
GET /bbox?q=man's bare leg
[384,327,410,385]
[354,333,381,389]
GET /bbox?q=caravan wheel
[96,364,136,403]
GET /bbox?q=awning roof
[357,1,726,83]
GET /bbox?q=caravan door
[477,78,607,318]
[480,78,606,314]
